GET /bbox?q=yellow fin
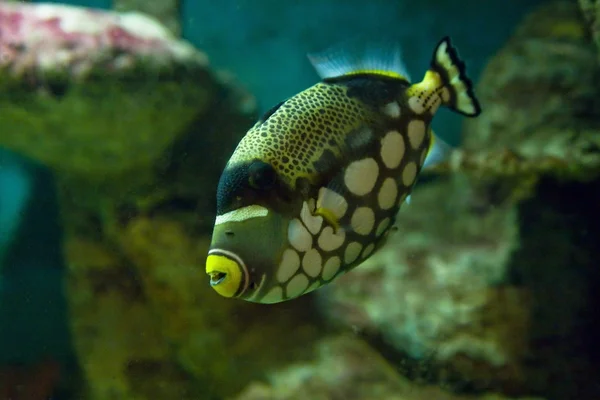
[315,186,348,233]
[315,207,340,232]
[341,69,405,79]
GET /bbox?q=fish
[205,36,481,303]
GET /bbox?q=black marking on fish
[258,100,286,124]
[324,75,409,108]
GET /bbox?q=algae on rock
[427,2,600,192]
[114,0,181,36]
[0,2,217,214]
[318,176,529,393]
[232,335,545,400]
[2,3,318,399]
[66,215,327,399]
[316,2,600,399]
[579,0,600,59]
[3,1,599,399]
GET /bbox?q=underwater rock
[66,215,325,399]
[65,236,200,399]
[457,0,600,186]
[114,0,181,36]
[579,0,600,58]
[462,1,599,175]
[0,2,229,212]
[232,335,545,400]
[0,4,282,400]
[427,1,600,194]
[318,2,600,399]
[317,178,530,393]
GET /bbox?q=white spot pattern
[261,286,283,304]
[322,256,341,281]
[377,177,398,210]
[344,242,363,264]
[402,162,417,186]
[350,207,375,236]
[276,248,301,283]
[380,130,404,169]
[382,102,401,118]
[288,218,312,252]
[300,201,323,234]
[302,248,322,278]
[408,96,425,114]
[286,274,309,298]
[344,158,379,196]
[362,243,375,259]
[317,226,345,251]
[407,119,426,149]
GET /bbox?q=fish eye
[248,160,277,190]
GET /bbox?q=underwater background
[1,0,600,399]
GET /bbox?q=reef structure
[0,2,255,220]
[317,2,600,399]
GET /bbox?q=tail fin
[430,37,481,117]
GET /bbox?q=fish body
[206,37,481,303]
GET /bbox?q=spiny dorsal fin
[308,40,411,81]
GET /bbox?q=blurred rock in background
[317,2,600,399]
[231,335,545,400]
[3,0,600,399]
[114,0,181,36]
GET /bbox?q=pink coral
[0,2,207,79]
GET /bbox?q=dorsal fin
[258,100,286,123]
[308,40,411,81]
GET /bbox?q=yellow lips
[206,254,243,298]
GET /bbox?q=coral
[0,2,202,77]
[231,335,545,400]
[0,2,216,212]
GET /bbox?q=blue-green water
[3,1,600,399]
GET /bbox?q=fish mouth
[205,249,249,298]
[207,207,291,300]
[209,271,227,286]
